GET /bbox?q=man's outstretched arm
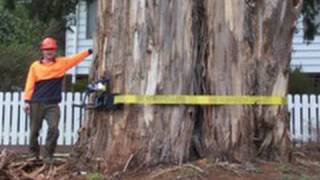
[62,49,93,71]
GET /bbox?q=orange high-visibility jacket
[24,50,91,103]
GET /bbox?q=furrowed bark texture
[198,0,300,162]
[73,0,302,173]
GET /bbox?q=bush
[0,5,42,91]
[69,78,89,92]
[288,68,320,94]
[87,172,104,180]
[0,1,81,91]
[0,43,39,91]
[0,7,43,46]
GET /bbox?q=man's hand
[23,103,30,114]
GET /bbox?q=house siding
[291,21,320,73]
[65,1,93,78]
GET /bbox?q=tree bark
[73,0,303,173]
[196,0,302,162]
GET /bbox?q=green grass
[87,172,104,180]
[280,173,314,180]
[278,164,293,174]
[281,175,294,180]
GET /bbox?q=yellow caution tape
[114,95,287,105]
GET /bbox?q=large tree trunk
[73,0,303,173]
[197,0,302,162]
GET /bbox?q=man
[23,37,92,162]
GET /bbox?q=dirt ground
[0,145,320,180]
[121,158,320,180]
[113,144,320,180]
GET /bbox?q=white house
[66,0,320,82]
[65,0,96,83]
[291,18,320,73]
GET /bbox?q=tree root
[215,161,242,177]
[150,166,183,179]
[123,154,134,172]
[296,157,320,168]
[150,163,207,179]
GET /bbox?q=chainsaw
[73,79,121,111]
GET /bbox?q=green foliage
[0,0,4,9]
[0,4,42,91]
[69,78,89,92]
[24,0,80,45]
[299,175,311,180]
[2,0,15,10]
[278,164,293,174]
[281,174,314,180]
[2,0,80,23]
[0,1,79,91]
[281,175,294,180]
[27,0,79,23]
[0,43,39,91]
[1,0,83,51]
[0,7,43,46]
[288,68,320,94]
[87,172,104,180]
[301,0,320,42]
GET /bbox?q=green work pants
[29,103,60,158]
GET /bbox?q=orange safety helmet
[40,37,58,50]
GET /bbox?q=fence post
[3,93,11,145]
[73,92,82,144]
[65,92,73,145]
[310,95,317,142]
[302,95,310,143]
[0,92,3,144]
[293,95,302,143]
[58,93,66,145]
[19,92,27,145]
[11,92,19,145]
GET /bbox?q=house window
[87,0,97,39]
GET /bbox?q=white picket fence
[288,95,320,143]
[0,93,319,146]
[0,92,85,146]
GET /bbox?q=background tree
[288,68,320,94]
[0,3,41,90]
[72,0,304,173]
[1,0,80,45]
[0,0,81,90]
[301,0,320,42]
